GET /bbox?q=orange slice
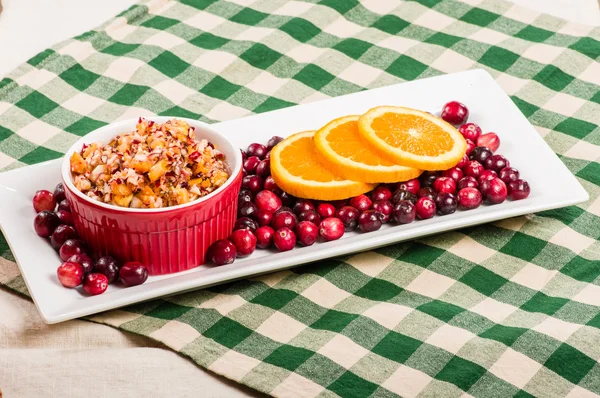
[314,115,422,183]
[270,131,376,200]
[358,106,467,171]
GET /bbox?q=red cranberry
[33,190,56,213]
[336,206,359,231]
[53,183,66,203]
[331,199,348,209]
[480,178,507,204]
[247,143,268,159]
[296,221,318,246]
[67,253,94,274]
[457,176,479,190]
[265,152,271,160]
[255,226,275,249]
[319,217,345,241]
[230,229,257,257]
[499,167,520,184]
[83,273,108,295]
[208,239,237,265]
[243,156,260,173]
[442,167,464,182]
[349,195,372,212]
[267,136,284,150]
[119,262,149,287]
[238,201,258,219]
[508,179,531,200]
[242,175,263,194]
[416,197,436,219]
[254,209,273,226]
[273,227,296,251]
[392,200,416,224]
[293,199,315,215]
[57,200,70,212]
[477,133,500,152]
[358,210,382,232]
[417,187,436,201]
[34,210,60,237]
[94,255,120,283]
[242,169,248,178]
[57,262,84,288]
[50,224,78,250]
[55,210,73,226]
[457,154,469,169]
[271,211,297,230]
[392,189,417,205]
[465,139,475,156]
[463,160,484,179]
[275,206,293,215]
[59,239,86,262]
[278,191,295,207]
[441,101,469,125]
[458,188,482,210]
[470,146,492,164]
[238,189,253,205]
[256,159,271,179]
[478,170,498,183]
[255,190,282,213]
[298,210,321,224]
[234,217,259,232]
[484,154,510,173]
[433,177,456,194]
[263,176,279,192]
[435,192,458,215]
[371,186,392,202]
[317,203,336,219]
[373,200,393,223]
[458,123,482,142]
[419,171,439,188]
[394,179,420,195]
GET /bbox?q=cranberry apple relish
[69,118,230,208]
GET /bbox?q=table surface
[0,0,598,397]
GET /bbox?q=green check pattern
[1,0,600,396]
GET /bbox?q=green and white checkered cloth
[1,0,600,396]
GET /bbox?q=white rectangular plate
[0,69,588,323]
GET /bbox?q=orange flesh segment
[371,113,454,156]
[279,136,344,182]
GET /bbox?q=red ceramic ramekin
[61,117,243,275]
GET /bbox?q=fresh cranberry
[477,133,500,152]
[392,200,416,224]
[392,189,417,205]
[50,224,78,250]
[463,160,484,179]
[470,146,492,164]
[499,167,520,184]
[415,197,436,219]
[442,167,464,182]
[480,178,507,204]
[83,273,109,296]
[57,200,70,212]
[267,136,284,150]
[243,156,260,173]
[273,227,296,251]
[349,195,372,212]
[254,209,273,226]
[278,191,295,207]
[242,169,248,178]
[67,253,94,274]
[478,170,498,183]
[263,176,279,192]
[238,201,258,219]
[255,190,282,213]
[57,262,85,288]
[417,187,436,201]
[465,139,475,156]
[208,239,237,265]
[230,229,257,257]
[275,206,293,215]
[319,217,345,241]
[508,179,531,200]
[435,192,458,215]
[238,189,253,206]
[242,175,263,194]
[59,239,86,262]
[255,226,275,249]
[336,206,359,231]
[119,262,149,287]
[457,176,479,190]
[55,210,73,226]
[256,159,271,179]
[372,200,393,223]
[371,186,392,202]
[33,190,56,213]
[331,199,348,209]
[433,177,456,194]
[298,210,321,224]
[458,123,482,142]
[441,101,469,125]
[94,255,120,283]
[394,179,420,195]
[264,151,271,160]
[419,171,439,188]
[271,211,297,230]
[293,200,315,215]
[317,203,336,219]
[296,221,318,246]
[458,188,482,210]
[234,217,259,232]
[33,210,60,237]
[247,143,268,159]
[484,154,510,173]
[457,154,469,169]
[54,183,66,203]
[358,210,382,232]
